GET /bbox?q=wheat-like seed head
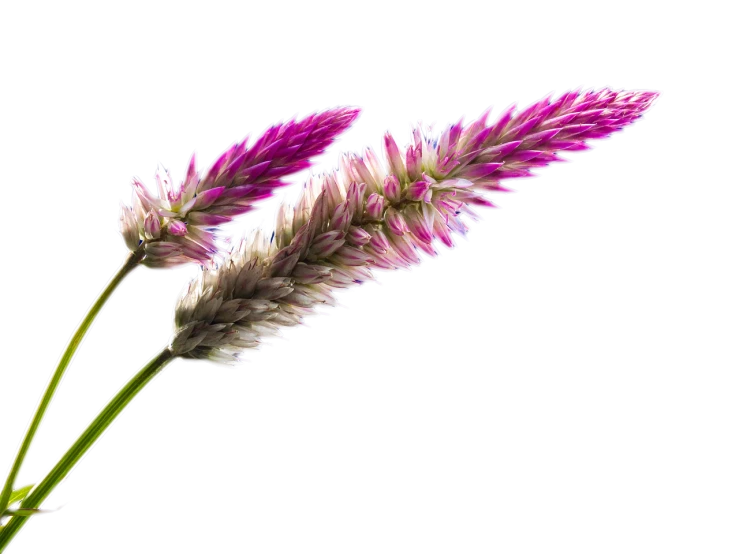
[170,87,662,367]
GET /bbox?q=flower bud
[144,210,161,240]
[406,180,433,202]
[382,175,401,202]
[365,193,384,220]
[384,207,408,236]
[167,220,188,236]
[346,226,372,247]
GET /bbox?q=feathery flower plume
[119,107,360,267]
[346,87,662,271]
[171,89,657,361]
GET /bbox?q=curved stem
[0,249,144,516]
[0,348,175,551]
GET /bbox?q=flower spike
[169,88,661,367]
[118,106,363,270]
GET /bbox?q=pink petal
[558,123,596,138]
[457,191,500,210]
[549,140,590,151]
[346,225,372,247]
[368,228,390,253]
[205,204,255,217]
[154,165,173,202]
[188,212,232,226]
[459,162,503,180]
[504,150,544,163]
[384,133,407,180]
[385,207,409,236]
[432,217,454,247]
[496,167,534,179]
[331,246,374,266]
[238,160,272,181]
[182,154,200,199]
[168,220,188,236]
[405,144,421,179]
[386,232,420,265]
[519,128,561,148]
[459,104,495,149]
[310,229,343,249]
[330,201,353,232]
[347,181,367,224]
[501,116,543,142]
[404,207,433,243]
[448,114,465,156]
[476,181,519,194]
[488,101,518,141]
[466,126,495,154]
[144,210,161,239]
[383,175,401,202]
[414,239,437,257]
[145,241,182,257]
[199,150,229,191]
[191,186,226,211]
[406,180,432,202]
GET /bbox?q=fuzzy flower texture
[171,89,657,361]
[120,107,360,266]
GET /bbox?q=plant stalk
[0,347,174,551]
[0,249,144,516]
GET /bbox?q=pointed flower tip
[346,106,361,117]
[477,107,492,125]
[648,90,664,105]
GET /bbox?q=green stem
[3,483,36,506]
[0,348,175,551]
[0,249,144,516]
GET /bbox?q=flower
[170,89,657,361]
[119,107,360,267]
[336,87,662,271]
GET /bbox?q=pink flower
[120,107,360,267]
[437,89,658,186]
[171,89,657,361]
[328,87,662,271]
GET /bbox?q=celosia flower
[171,89,657,361]
[119,107,360,267]
[336,87,662,271]
[0,90,660,550]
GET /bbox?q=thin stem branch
[0,249,144,516]
[0,348,175,551]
